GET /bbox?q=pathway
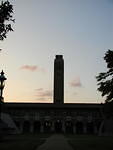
[36,134,74,150]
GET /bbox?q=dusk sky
[0,0,113,103]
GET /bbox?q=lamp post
[0,70,7,141]
[0,70,7,121]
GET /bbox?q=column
[94,125,98,134]
[73,124,76,134]
[51,121,55,133]
[83,123,87,134]
[30,122,34,133]
[40,122,44,133]
[62,121,65,133]
[20,122,23,134]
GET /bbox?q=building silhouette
[54,55,64,104]
[4,55,103,134]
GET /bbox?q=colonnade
[15,118,100,134]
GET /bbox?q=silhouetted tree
[0,0,14,41]
[96,50,113,115]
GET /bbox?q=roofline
[4,102,103,109]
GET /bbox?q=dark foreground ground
[0,134,113,150]
[66,134,113,150]
[0,134,46,150]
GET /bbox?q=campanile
[54,55,64,104]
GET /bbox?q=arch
[14,121,20,129]
[86,122,94,134]
[96,120,102,131]
[76,121,83,134]
[33,121,41,133]
[44,120,51,133]
[55,120,62,133]
[65,121,73,133]
[23,121,30,133]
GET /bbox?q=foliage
[0,0,14,41]
[96,50,113,103]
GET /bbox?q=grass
[66,134,113,150]
[0,133,50,150]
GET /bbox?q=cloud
[36,88,43,91]
[69,77,82,87]
[20,65,37,71]
[73,92,77,95]
[35,88,52,99]
[20,65,46,72]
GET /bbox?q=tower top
[55,55,63,59]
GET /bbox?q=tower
[54,55,64,104]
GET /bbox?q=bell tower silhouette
[54,55,64,104]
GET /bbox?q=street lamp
[0,70,7,119]
[0,70,7,140]
[0,70,7,102]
